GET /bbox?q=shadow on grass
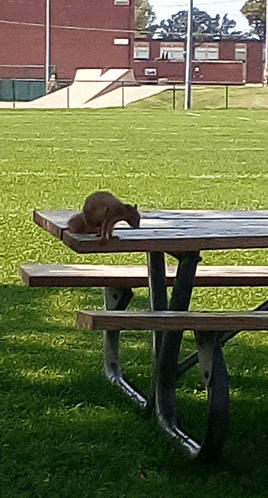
[1,285,268,497]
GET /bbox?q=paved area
[85,84,172,108]
[0,69,172,109]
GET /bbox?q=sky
[151,1,250,32]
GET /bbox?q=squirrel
[67,191,140,244]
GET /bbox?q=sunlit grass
[1,107,268,497]
[129,85,268,111]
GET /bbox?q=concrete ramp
[0,68,172,109]
[70,68,131,107]
[84,68,138,104]
[84,84,172,108]
[14,69,131,109]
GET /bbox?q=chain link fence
[1,81,268,110]
[129,85,268,111]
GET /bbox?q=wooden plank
[34,209,268,252]
[194,266,268,287]
[34,210,268,231]
[19,264,154,288]
[33,210,74,239]
[34,210,268,234]
[77,310,268,332]
[19,264,268,288]
[63,229,268,253]
[34,210,199,233]
[142,210,268,219]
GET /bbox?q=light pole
[45,0,50,93]
[264,0,268,85]
[184,0,193,110]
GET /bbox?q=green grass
[1,106,268,497]
[129,85,268,111]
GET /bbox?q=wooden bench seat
[77,310,268,332]
[19,264,268,288]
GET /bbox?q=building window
[160,43,184,61]
[114,0,130,5]
[194,44,219,60]
[134,42,150,59]
[235,44,247,61]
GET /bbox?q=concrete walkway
[0,69,172,109]
[85,84,171,108]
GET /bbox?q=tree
[135,0,155,33]
[147,8,239,40]
[241,0,266,39]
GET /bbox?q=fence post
[67,86,70,108]
[122,82,124,109]
[12,79,16,108]
[225,86,229,110]
[173,86,176,110]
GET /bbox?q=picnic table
[32,209,268,462]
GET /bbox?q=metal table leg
[194,332,229,461]
[154,252,229,461]
[178,297,268,377]
[147,252,168,412]
[104,287,147,408]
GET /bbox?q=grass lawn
[129,85,268,111]
[1,105,268,497]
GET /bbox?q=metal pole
[264,0,268,85]
[173,86,176,110]
[12,80,16,108]
[45,0,50,93]
[225,85,229,109]
[12,79,15,102]
[184,0,193,110]
[67,86,70,108]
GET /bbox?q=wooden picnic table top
[34,209,268,253]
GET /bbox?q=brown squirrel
[67,191,140,244]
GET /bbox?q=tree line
[135,0,267,41]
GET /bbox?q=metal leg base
[155,333,229,462]
[104,287,147,408]
[153,252,229,461]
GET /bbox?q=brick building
[0,0,134,81]
[0,1,265,101]
[134,39,265,85]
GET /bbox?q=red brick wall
[218,41,235,60]
[51,30,132,79]
[0,24,45,68]
[134,60,244,85]
[51,0,131,30]
[246,42,263,83]
[192,61,244,84]
[135,39,264,85]
[1,0,44,23]
[0,0,134,80]
[134,60,185,83]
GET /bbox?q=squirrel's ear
[134,204,137,209]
